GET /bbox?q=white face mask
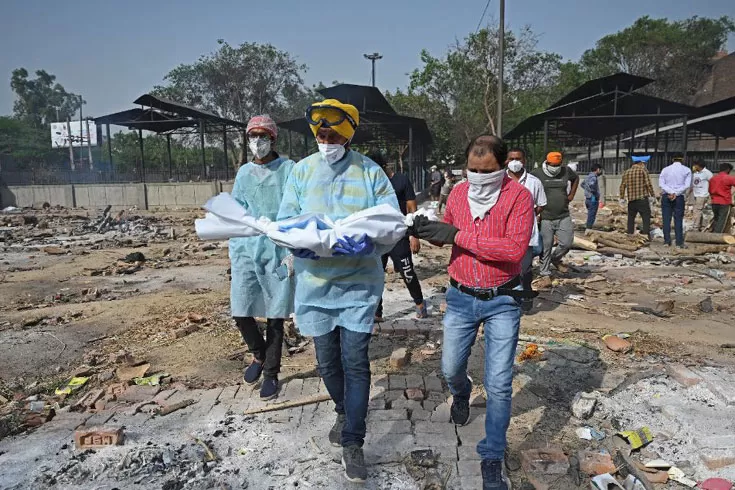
[248,137,272,160]
[543,161,562,177]
[466,169,505,220]
[318,143,347,164]
[507,160,524,173]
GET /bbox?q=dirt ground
[1,202,735,489]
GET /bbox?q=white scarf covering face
[466,169,505,220]
[543,161,562,178]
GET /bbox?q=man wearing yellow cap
[531,152,579,278]
[277,99,399,483]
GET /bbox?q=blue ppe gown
[277,150,399,337]
[229,157,295,318]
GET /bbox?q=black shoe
[342,444,367,483]
[481,459,511,489]
[243,360,263,385]
[259,377,279,400]
[450,397,470,426]
[521,298,533,313]
[329,413,345,447]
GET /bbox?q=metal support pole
[543,120,549,155]
[408,125,414,187]
[67,118,75,171]
[166,134,173,181]
[138,129,146,183]
[496,0,505,136]
[199,121,206,178]
[714,135,720,165]
[599,138,605,171]
[223,128,229,181]
[664,133,669,165]
[86,119,94,169]
[79,95,84,166]
[682,116,688,161]
[654,121,660,168]
[629,129,635,158]
[587,141,592,170]
[615,134,620,175]
[105,123,112,168]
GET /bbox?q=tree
[153,40,315,168]
[580,16,735,102]
[402,24,562,163]
[10,68,82,128]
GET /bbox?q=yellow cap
[307,99,359,141]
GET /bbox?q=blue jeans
[661,195,685,246]
[442,285,521,460]
[313,326,371,447]
[585,197,599,229]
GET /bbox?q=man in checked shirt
[411,134,534,490]
[619,155,656,238]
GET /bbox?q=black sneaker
[243,360,263,385]
[259,377,279,400]
[329,413,345,447]
[450,397,470,426]
[342,444,367,483]
[481,459,511,489]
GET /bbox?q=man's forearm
[406,200,418,214]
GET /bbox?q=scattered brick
[73,389,104,412]
[520,446,569,475]
[117,385,160,403]
[406,388,425,401]
[390,348,409,369]
[578,450,615,475]
[666,364,702,387]
[171,324,200,339]
[74,426,124,449]
[106,383,129,398]
[404,375,424,390]
[604,336,632,353]
[423,376,444,393]
[158,399,196,416]
[571,392,597,419]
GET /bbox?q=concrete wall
[3,175,665,210]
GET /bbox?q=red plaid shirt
[444,177,534,288]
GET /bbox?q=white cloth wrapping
[195,192,413,257]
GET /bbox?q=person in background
[439,170,455,214]
[708,162,735,233]
[411,134,534,490]
[429,165,444,201]
[532,151,579,276]
[277,99,399,484]
[659,156,692,248]
[230,115,295,400]
[581,163,603,231]
[619,155,656,238]
[689,160,713,232]
[506,148,546,313]
[370,153,428,321]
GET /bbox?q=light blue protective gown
[229,156,295,318]
[277,150,399,337]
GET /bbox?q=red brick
[521,446,569,475]
[74,426,124,449]
[666,364,702,387]
[578,450,616,475]
[73,388,104,411]
[106,383,128,398]
[116,385,160,403]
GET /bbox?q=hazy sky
[1,0,733,118]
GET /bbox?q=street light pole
[497,0,505,137]
[363,52,383,87]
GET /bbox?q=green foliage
[580,15,735,102]
[10,69,82,128]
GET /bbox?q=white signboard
[50,121,98,148]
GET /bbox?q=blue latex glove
[590,195,598,204]
[333,234,375,256]
[293,248,319,260]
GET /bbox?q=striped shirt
[444,177,535,288]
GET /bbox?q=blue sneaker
[260,377,279,400]
[243,360,263,385]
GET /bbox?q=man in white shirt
[659,156,692,248]
[688,160,713,231]
[507,148,546,312]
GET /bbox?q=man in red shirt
[412,134,534,490]
[709,162,735,233]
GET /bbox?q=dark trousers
[712,204,732,233]
[235,317,284,379]
[585,198,599,229]
[313,326,371,447]
[520,246,534,292]
[627,199,651,236]
[662,195,685,246]
[376,236,424,318]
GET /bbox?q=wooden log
[671,245,728,256]
[685,232,735,245]
[597,247,636,258]
[243,394,331,415]
[595,237,639,252]
[573,235,598,251]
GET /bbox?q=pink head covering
[246,114,278,139]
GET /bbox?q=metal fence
[573,151,735,175]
